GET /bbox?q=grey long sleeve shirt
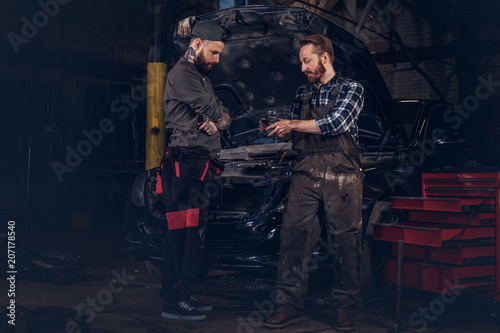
[163,57,229,158]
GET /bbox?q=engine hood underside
[167,5,405,149]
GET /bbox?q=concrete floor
[6,227,500,333]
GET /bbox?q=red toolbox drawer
[383,259,496,294]
[391,243,496,265]
[408,210,495,225]
[422,172,500,182]
[390,196,495,212]
[423,187,497,198]
[423,178,497,188]
[373,223,495,246]
[422,173,500,198]
[422,176,497,198]
[385,172,500,301]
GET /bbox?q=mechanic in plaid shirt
[260,34,364,332]
[290,77,364,143]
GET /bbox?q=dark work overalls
[156,147,222,302]
[275,79,365,315]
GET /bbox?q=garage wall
[0,0,149,229]
[318,0,500,104]
[0,0,148,161]
[1,0,499,229]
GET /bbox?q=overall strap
[300,78,353,116]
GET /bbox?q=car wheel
[362,200,407,299]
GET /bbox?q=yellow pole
[146,62,167,170]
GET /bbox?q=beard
[195,51,215,75]
[305,60,326,84]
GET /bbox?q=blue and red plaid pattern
[290,75,364,143]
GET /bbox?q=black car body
[124,6,499,278]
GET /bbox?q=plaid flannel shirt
[291,75,364,143]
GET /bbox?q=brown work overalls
[275,79,364,315]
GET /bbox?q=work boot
[262,312,302,329]
[335,312,355,332]
[161,300,207,321]
[186,294,213,312]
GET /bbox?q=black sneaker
[161,300,207,321]
[187,295,213,312]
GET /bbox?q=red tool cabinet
[373,172,500,300]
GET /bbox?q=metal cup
[265,110,278,137]
[266,110,278,126]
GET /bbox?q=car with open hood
[124,5,500,288]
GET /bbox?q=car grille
[205,237,256,256]
[205,218,270,256]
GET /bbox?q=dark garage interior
[1,0,500,332]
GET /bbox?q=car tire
[362,200,407,299]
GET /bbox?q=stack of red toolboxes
[372,172,499,299]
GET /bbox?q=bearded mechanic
[157,20,231,321]
[260,34,365,332]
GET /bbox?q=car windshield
[426,105,499,151]
[396,101,420,140]
[397,101,499,152]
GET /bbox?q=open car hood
[167,5,406,151]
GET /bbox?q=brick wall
[315,1,500,104]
